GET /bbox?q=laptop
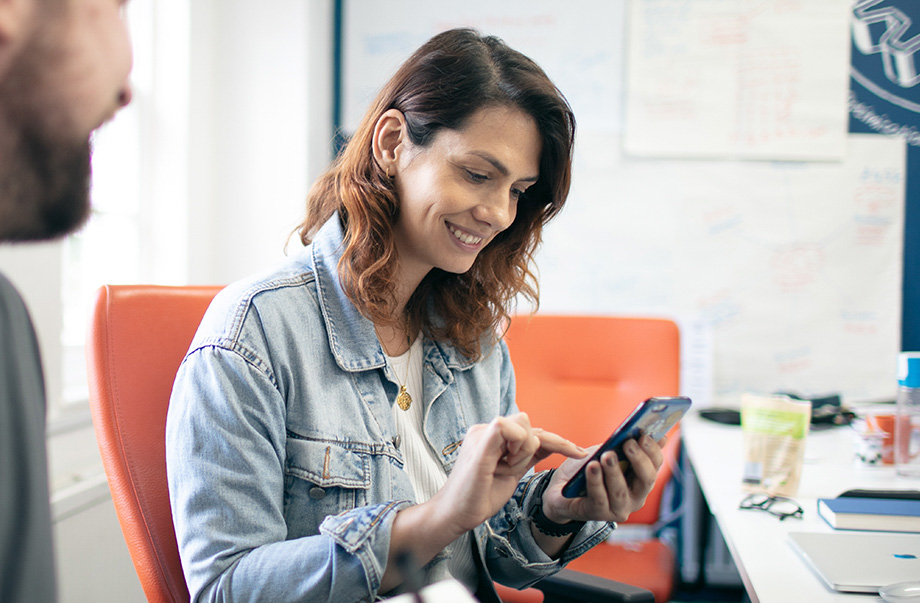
[789,531,920,593]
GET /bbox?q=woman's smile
[447,222,485,248]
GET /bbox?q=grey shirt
[0,272,56,602]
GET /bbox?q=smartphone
[561,396,692,498]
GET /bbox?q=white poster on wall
[624,0,853,160]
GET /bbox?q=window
[58,0,190,418]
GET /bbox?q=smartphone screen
[561,396,691,498]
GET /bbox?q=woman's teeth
[449,225,482,245]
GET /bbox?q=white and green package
[741,393,812,497]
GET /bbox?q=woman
[166,28,665,602]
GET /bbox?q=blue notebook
[817,497,920,532]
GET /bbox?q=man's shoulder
[0,270,44,396]
[0,271,21,302]
[0,271,34,335]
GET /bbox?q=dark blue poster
[849,0,920,349]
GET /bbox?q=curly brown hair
[296,28,575,360]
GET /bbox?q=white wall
[187,0,334,285]
[53,487,146,603]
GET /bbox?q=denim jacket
[166,216,612,602]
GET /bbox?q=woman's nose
[473,191,515,231]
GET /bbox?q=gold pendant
[396,385,412,411]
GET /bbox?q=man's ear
[0,0,36,75]
[372,108,408,176]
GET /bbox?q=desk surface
[681,411,920,603]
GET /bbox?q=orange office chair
[85,285,652,603]
[504,315,682,603]
[86,284,223,603]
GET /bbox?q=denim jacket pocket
[283,436,372,532]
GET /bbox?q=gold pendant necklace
[377,317,414,411]
[393,338,412,411]
[396,384,412,411]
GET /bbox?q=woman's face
[392,105,542,285]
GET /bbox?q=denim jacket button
[309,486,327,500]
[392,435,401,450]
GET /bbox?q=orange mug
[869,414,909,464]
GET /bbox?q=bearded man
[0,0,132,600]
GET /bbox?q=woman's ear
[372,108,407,176]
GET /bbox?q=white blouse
[387,336,477,590]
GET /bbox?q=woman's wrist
[383,497,465,592]
[422,488,477,542]
[529,470,585,537]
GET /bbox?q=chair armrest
[532,569,655,603]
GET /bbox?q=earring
[386,166,392,179]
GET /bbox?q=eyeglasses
[739,493,804,521]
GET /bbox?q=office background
[337,0,914,409]
[0,0,917,600]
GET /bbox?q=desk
[681,411,920,603]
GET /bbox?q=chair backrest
[504,315,681,525]
[86,284,222,603]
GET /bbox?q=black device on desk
[562,396,691,498]
[697,392,853,428]
[698,407,741,425]
[838,489,920,500]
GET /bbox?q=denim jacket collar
[310,215,475,375]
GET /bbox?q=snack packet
[740,393,811,497]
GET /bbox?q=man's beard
[0,125,93,242]
[0,21,94,243]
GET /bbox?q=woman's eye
[465,169,489,183]
[511,188,524,200]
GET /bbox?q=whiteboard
[541,132,904,405]
[342,0,628,134]
[341,0,904,406]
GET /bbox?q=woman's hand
[384,414,583,592]
[540,434,667,526]
[430,413,586,536]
